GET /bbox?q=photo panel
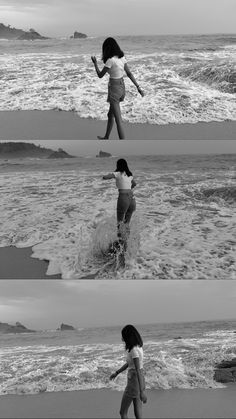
[0,280,236,418]
[0,139,235,280]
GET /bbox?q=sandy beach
[0,387,235,418]
[0,247,61,279]
[0,111,235,140]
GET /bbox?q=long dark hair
[102,37,124,63]
[115,159,132,177]
[121,324,143,352]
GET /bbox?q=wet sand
[0,247,61,279]
[0,387,235,418]
[0,110,235,140]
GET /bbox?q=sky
[2,139,236,156]
[0,280,236,329]
[0,0,235,37]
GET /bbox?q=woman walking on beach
[103,159,136,241]
[91,37,144,140]
[110,324,147,419]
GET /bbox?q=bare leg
[120,393,133,419]
[111,102,125,140]
[133,398,143,419]
[97,107,114,140]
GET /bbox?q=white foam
[1,329,235,395]
[0,45,235,124]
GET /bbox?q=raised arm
[91,56,109,78]
[124,63,144,97]
[103,173,115,180]
[133,357,147,403]
[110,362,128,380]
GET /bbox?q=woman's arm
[91,56,109,78]
[131,179,137,189]
[133,358,147,403]
[110,363,128,380]
[103,173,115,180]
[124,63,144,97]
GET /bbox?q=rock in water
[58,323,75,331]
[214,358,236,383]
[70,31,87,39]
[96,150,112,157]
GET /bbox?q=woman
[102,159,136,241]
[110,325,147,419]
[91,37,144,140]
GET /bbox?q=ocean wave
[178,62,236,94]
[1,331,235,395]
[0,40,235,124]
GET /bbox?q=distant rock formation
[70,31,87,39]
[96,150,112,158]
[57,323,75,331]
[0,321,35,333]
[18,28,48,41]
[0,23,49,40]
[0,142,74,159]
[47,148,75,159]
[214,358,236,383]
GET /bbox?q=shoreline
[0,110,236,140]
[0,246,61,279]
[0,387,235,418]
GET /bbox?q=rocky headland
[0,142,75,159]
[0,23,49,40]
[0,321,35,333]
[47,148,75,159]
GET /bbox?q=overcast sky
[0,280,236,329]
[2,139,236,156]
[0,0,235,37]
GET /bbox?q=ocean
[0,319,236,395]
[0,34,235,124]
[0,153,235,279]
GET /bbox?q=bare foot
[97,136,109,140]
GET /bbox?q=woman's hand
[137,86,145,97]
[140,390,147,403]
[91,56,97,64]
[110,372,118,380]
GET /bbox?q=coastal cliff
[0,142,74,159]
[0,23,49,40]
[0,321,35,333]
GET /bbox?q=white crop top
[126,346,144,370]
[105,56,127,79]
[113,172,133,189]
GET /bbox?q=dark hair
[121,325,143,352]
[102,37,124,63]
[115,159,132,177]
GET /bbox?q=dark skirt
[123,369,145,399]
[107,78,125,103]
